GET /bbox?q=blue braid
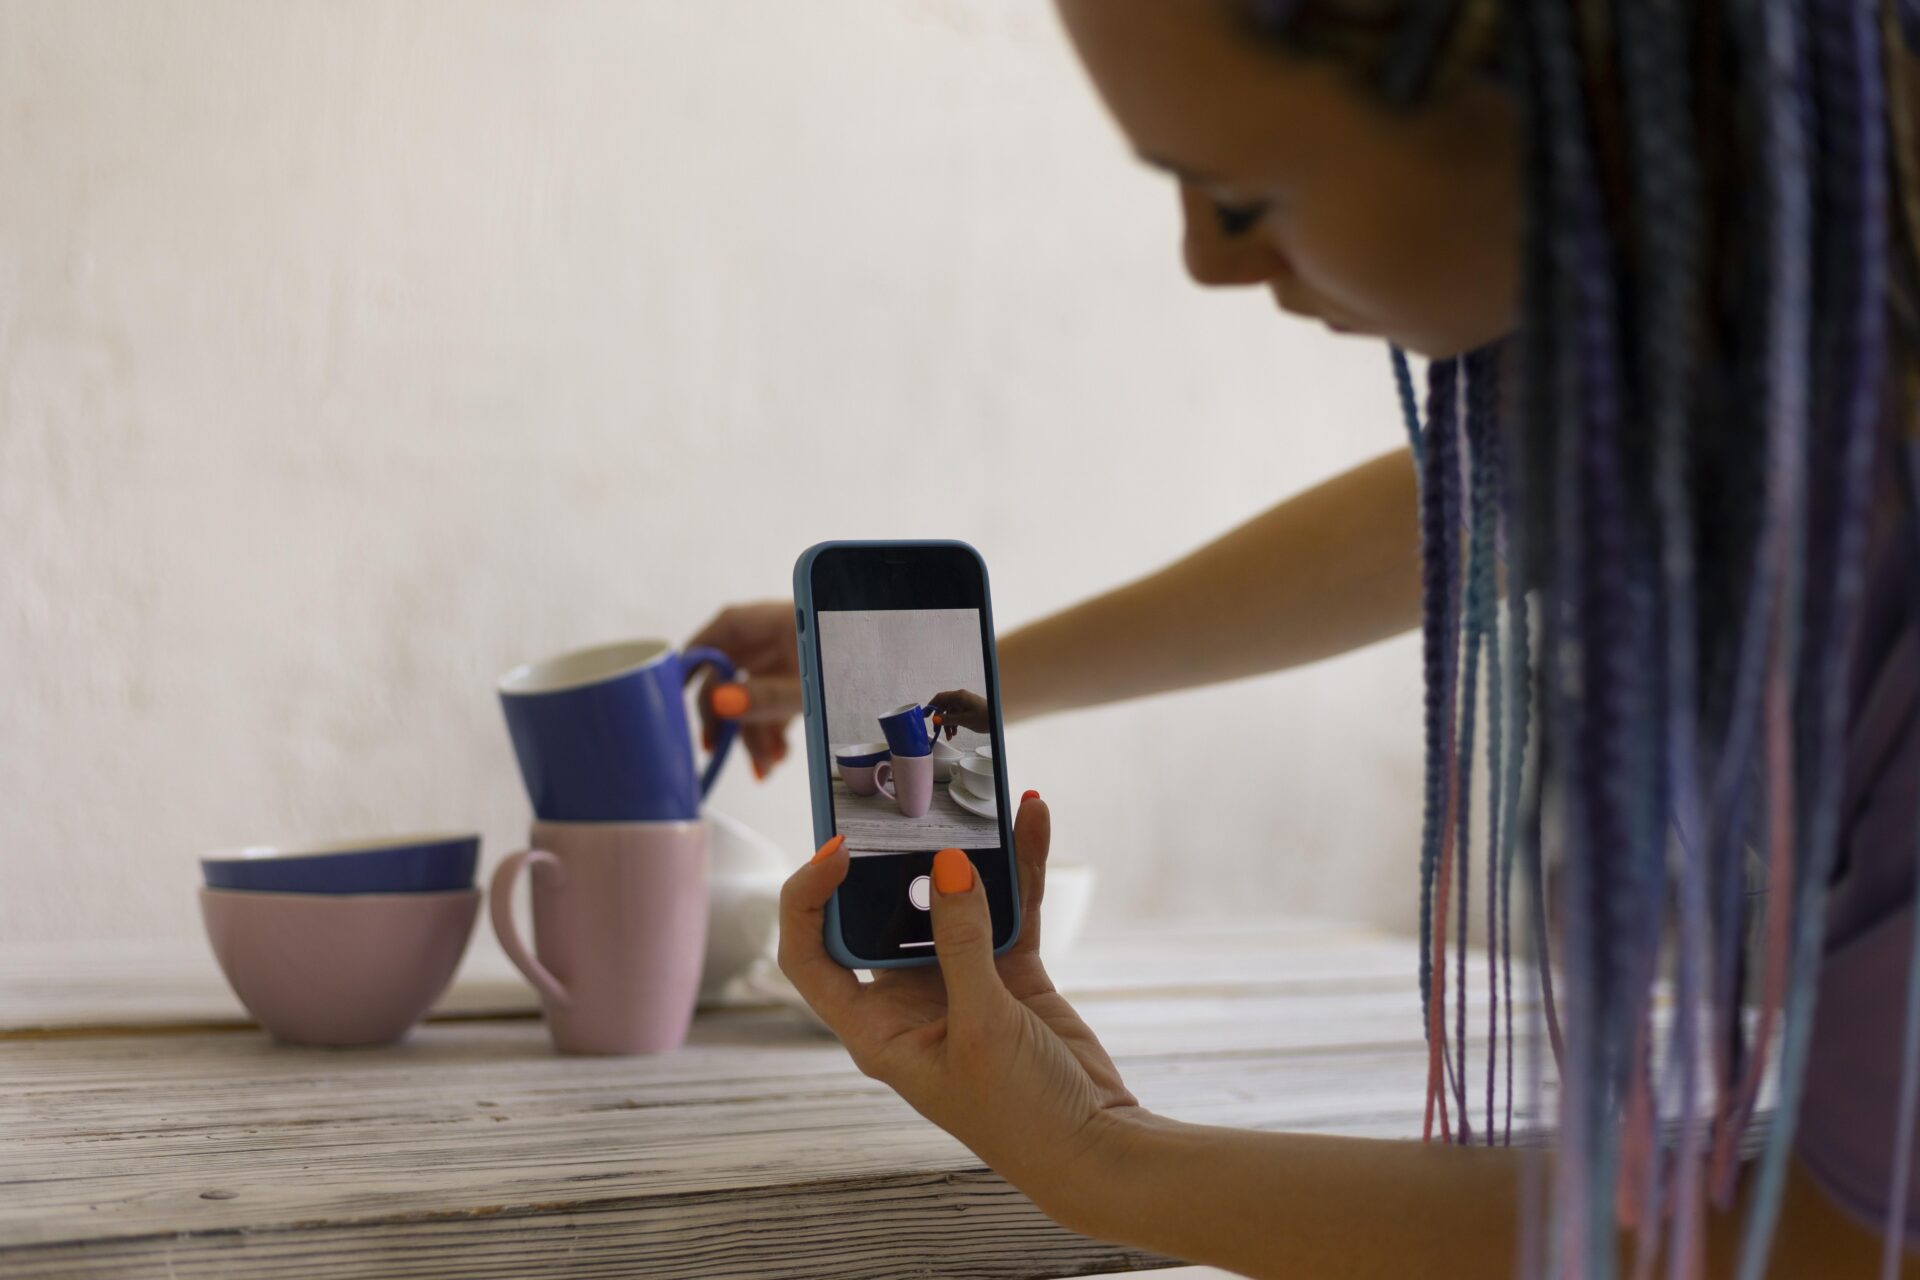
[1393,344,1425,470]
[1616,0,1711,1261]
[1725,0,1818,1264]
[1741,0,1888,1270]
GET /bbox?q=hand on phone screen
[926,689,991,737]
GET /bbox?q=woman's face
[1056,0,1520,358]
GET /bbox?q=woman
[691,2,1920,1275]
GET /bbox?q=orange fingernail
[811,834,845,864]
[1021,789,1040,803]
[752,757,767,781]
[711,683,750,719]
[932,847,973,894]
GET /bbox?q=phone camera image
[816,604,1010,957]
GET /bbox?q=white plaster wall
[0,0,1423,944]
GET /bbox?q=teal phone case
[792,540,1021,969]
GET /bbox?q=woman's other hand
[686,601,805,779]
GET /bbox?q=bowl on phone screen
[929,739,962,782]
[955,755,997,802]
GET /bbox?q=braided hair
[1242,2,1917,1275]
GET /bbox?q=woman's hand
[925,689,992,737]
[777,795,1143,1214]
[685,601,805,778]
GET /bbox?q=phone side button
[908,876,932,912]
[800,675,816,718]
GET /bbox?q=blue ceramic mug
[498,639,739,822]
[877,702,937,758]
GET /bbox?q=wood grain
[0,921,1546,1278]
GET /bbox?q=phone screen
[806,545,1017,964]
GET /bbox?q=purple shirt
[1798,512,1920,1235]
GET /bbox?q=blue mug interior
[201,833,479,895]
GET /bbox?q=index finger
[1010,792,1049,958]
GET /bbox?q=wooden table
[0,921,1536,1279]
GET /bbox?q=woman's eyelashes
[1212,198,1270,237]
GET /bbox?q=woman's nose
[1179,183,1285,288]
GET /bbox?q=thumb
[928,847,1004,1015]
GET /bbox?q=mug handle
[489,850,573,1009]
[682,644,740,800]
[874,759,896,801]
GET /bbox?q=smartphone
[793,540,1021,968]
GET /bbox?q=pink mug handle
[874,759,896,801]
[489,849,573,1009]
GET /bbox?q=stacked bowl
[199,833,482,1047]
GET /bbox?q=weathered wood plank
[0,922,1547,1278]
[0,1001,1541,1243]
[2,1172,1182,1280]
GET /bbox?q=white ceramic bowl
[701,812,787,1002]
[956,756,997,801]
[1038,864,1095,967]
[929,740,962,782]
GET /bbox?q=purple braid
[1462,347,1505,1145]
[1416,354,1463,1117]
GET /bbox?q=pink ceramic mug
[839,762,882,796]
[874,752,934,819]
[489,819,708,1055]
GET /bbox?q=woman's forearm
[1057,1115,1521,1279]
[998,448,1422,722]
[1047,1112,1898,1279]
